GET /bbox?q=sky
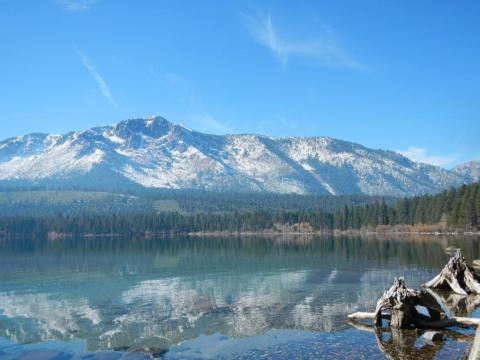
[1,0,479,168]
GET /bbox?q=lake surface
[1,235,480,359]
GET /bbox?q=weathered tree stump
[349,276,480,358]
[373,277,442,328]
[349,277,480,329]
[423,250,480,295]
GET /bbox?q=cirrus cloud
[56,0,98,12]
[243,12,361,69]
[76,48,118,108]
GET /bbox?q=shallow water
[0,235,479,359]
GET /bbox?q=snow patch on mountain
[0,116,471,196]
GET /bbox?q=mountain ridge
[453,160,480,182]
[0,116,472,196]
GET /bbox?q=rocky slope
[453,160,480,182]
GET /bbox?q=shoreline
[0,228,479,240]
[187,229,480,237]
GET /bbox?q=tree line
[0,183,478,235]
[0,187,392,216]
[334,182,479,230]
[0,210,333,235]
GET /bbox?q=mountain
[453,160,480,182]
[0,116,470,196]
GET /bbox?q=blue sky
[1,0,479,168]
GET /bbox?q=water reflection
[0,235,479,357]
[425,289,480,317]
[373,326,470,360]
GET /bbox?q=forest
[0,186,389,215]
[0,182,478,235]
[334,182,479,231]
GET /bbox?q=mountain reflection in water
[0,235,479,359]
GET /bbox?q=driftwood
[423,250,480,295]
[348,254,480,357]
[348,310,480,328]
[348,277,480,329]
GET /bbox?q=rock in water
[127,337,169,358]
[422,331,443,342]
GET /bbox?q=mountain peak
[113,116,180,138]
[118,115,171,128]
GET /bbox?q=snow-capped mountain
[0,116,470,196]
[453,160,480,183]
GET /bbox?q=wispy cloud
[398,147,457,167]
[164,73,233,134]
[56,0,97,12]
[244,12,361,69]
[189,114,233,134]
[76,49,118,108]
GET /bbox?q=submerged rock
[422,331,443,342]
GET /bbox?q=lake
[0,235,480,359]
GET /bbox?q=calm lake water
[1,235,480,359]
